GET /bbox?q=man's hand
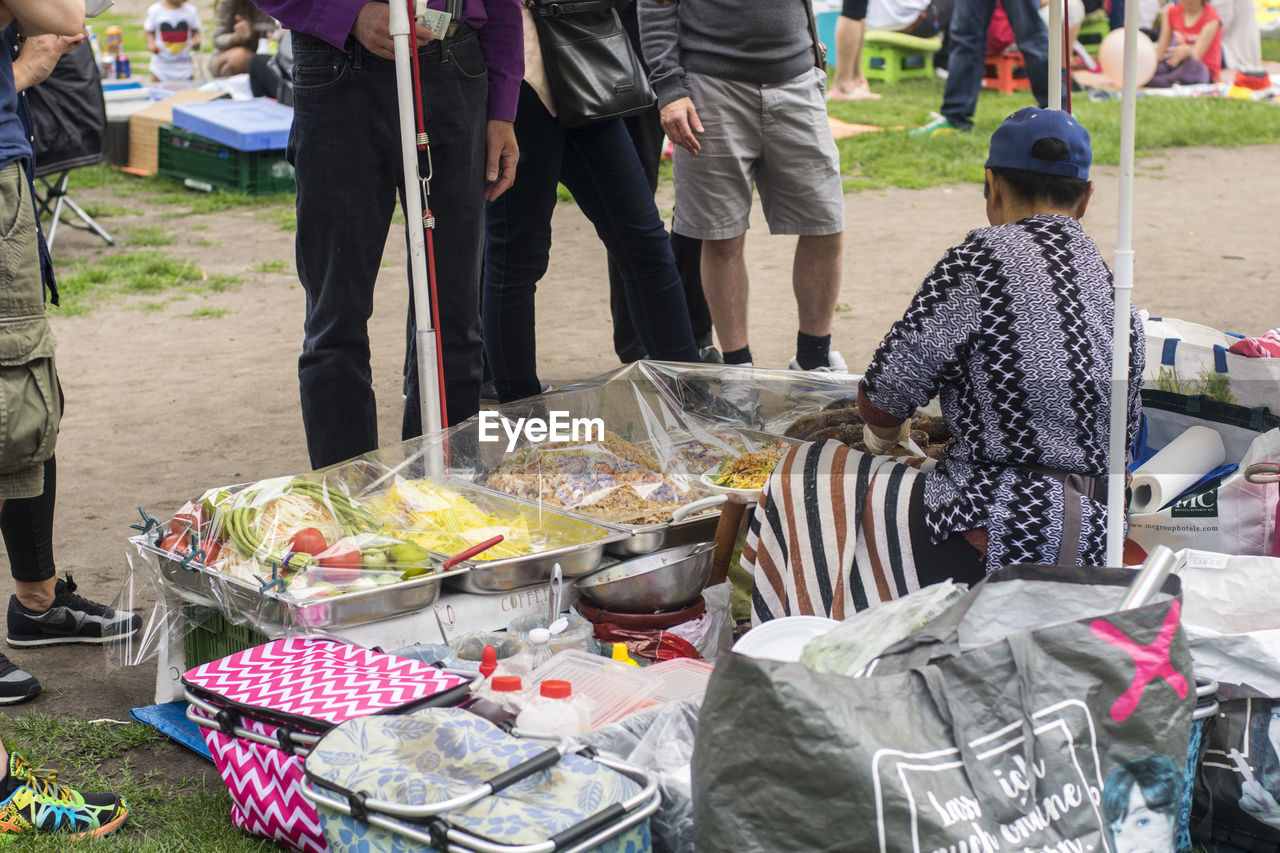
[352,1,432,60]
[232,13,252,44]
[660,97,703,155]
[13,32,84,91]
[484,119,518,202]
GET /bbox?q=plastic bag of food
[799,580,968,677]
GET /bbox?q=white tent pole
[390,0,446,476]
[1048,0,1063,110]
[1106,0,1142,566]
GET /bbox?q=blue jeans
[483,84,698,402]
[941,0,1050,129]
[288,30,487,469]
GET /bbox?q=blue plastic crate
[172,98,293,151]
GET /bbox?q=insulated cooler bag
[183,637,471,853]
[302,709,659,853]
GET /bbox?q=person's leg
[939,0,1000,128]
[482,84,564,403]
[1146,59,1183,86]
[1,457,56,612]
[794,234,843,339]
[700,235,751,354]
[402,27,489,433]
[247,52,283,99]
[670,72,760,359]
[755,68,846,369]
[291,36,399,469]
[831,4,881,100]
[608,105,663,363]
[1004,0,1053,106]
[561,119,698,363]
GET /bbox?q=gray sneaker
[7,575,141,647]
[0,653,39,704]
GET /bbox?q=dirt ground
[2,139,1277,786]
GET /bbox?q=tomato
[171,505,206,537]
[288,527,328,556]
[158,533,186,553]
[200,540,222,564]
[319,542,362,569]
[316,542,363,583]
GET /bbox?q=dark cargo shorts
[0,162,60,500]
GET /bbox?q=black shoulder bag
[527,0,656,128]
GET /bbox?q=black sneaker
[6,575,141,648]
[0,654,39,704]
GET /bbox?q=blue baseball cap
[985,108,1092,180]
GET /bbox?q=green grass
[0,713,275,851]
[190,238,222,248]
[51,251,225,315]
[825,75,1280,192]
[186,306,231,319]
[1262,38,1280,62]
[125,226,176,247]
[252,260,290,274]
[258,207,296,232]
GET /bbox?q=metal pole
[1106,0,1142,566]
[389,0,446,477]
[1048,0,1063,110]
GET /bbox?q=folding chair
[23,40,115,250]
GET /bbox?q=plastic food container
[527,650,659,729]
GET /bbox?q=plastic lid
[528,628,551,645]
[540,680,572,699]
[479,644,497,678]
[491,675,523,692]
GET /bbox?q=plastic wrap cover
[434,362,787,529]
[638,361,860,436]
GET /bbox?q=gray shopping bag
[693,565,1195,853]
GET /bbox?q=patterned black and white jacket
[861,214,1145,568]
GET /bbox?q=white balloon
[1098,28,1158,88]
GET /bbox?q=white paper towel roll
[1130,425,1227,514]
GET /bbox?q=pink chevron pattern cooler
[184,637,468,853]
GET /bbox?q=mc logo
[1170,486,1218,518]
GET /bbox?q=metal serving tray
[135,533,472,634]
[395,482,629,594]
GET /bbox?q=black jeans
[288,29,487,469]
[607,1,711,363]
[482,84,698,403]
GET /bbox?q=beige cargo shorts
[0,162,60,500]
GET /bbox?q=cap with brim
[984,107,1092,180]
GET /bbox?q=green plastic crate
[158,124,295,196]
[182,605,269,672]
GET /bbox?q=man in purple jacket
[254,0,522,469]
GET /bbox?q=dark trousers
[942,0,1050,128]
[0,455,56,583]
[483,84,698,403]
[608,1,712,363]
[289,30,487,469]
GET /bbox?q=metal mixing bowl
[574,541,716,613]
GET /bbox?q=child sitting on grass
[1148,0,1222,86]
[144,0,201,82]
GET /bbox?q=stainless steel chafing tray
[135,533,472,633]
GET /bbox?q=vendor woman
[745,108,1145,624]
